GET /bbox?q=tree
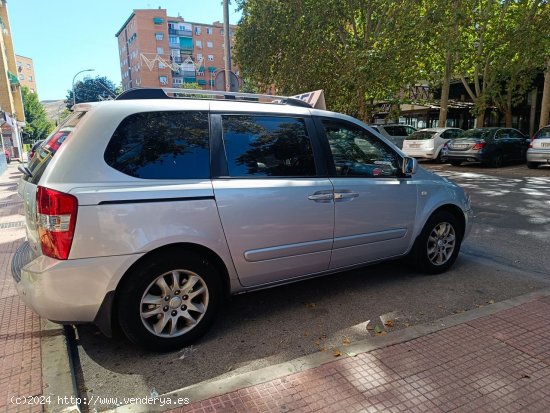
[234,0,425,122]
[65,76,118,109]
[21,87,54,142]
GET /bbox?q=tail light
[37,186,78,260]
[472,142,486,151]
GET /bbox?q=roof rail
[115,88,312,108]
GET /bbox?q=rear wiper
[18,165,33,179]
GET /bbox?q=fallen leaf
[342,337,351,346]
[384,320,395,328]
[520,374,531,379]
[333,349,342,357]
[366,320,374,331]
[306,303,316,309]
[404,322,411,327]
[346,352,357,357]
[303,332,309,337]
[373,325,383,334]
[487,300,495,304]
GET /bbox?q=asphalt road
[73,161,550,411]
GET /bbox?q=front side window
[222,115,316,177]
[105,112,210,180]
[322,120,400,178]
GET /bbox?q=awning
[7,71,19,85]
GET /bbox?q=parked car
[29,140,44,160]
[402,128,463,162]
[441,127,529,167]
[527,125,550,169]
[3,148,10,164]
[12,89,473,351]
[370,124,417,148]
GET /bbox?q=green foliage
[181,82,203,90]
[21,87,55,142]
[235,0,549,124]
[66,76,118,109]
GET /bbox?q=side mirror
[402,156,418,176]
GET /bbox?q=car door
[316,117,418,269]
[211,113,334,287]
[494,129,515,160]
[509,129,528,160]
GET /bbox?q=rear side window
[105,111,210,179]
[25,111,87,184]
[221,115,316,177]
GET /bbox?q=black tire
[450,160,462,167]
[527,161,539,169]
[117,250,222,352]
[409,210,463,274]
[489,152,503,168]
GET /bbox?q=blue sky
[8,1,242,101]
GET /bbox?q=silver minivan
[12,89,473,351]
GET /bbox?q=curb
[105,285,550,412]
[41,321,81,413]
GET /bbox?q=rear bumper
[12,241,141,323]
[403,149,436,159]
[443,152,484,163]
[527,151,550,164]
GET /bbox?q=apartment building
[0,0,25,162]
[15,55,38,94]
[115,9,237,91]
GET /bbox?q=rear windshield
[24,111,87,184]
[534,127,550,139]
[382,126,409,137]
[460,129,492,140]
[405,131,437,140]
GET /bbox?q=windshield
[24,111,87,184]
[405,131,437,140]
[460,129,492,140]
[534,127,550,139]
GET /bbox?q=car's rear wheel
[410,210,463,274]
[527,161,539,169]
[489,152,503,168]
[117,250,222,352]
[450,160,462,166]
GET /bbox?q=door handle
[334,192,359,201]
[308,192,334,202]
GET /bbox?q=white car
[402,128,463,161]
[527,125,550,169]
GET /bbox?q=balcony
[169,29,193,37]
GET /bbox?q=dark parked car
[441,127,529,167]
[29,140,44,160]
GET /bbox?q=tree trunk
[540,59,550,128]
[505,88,513,127]
[438,52,452,127]
[476,110,485,128]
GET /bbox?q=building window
[153,17,164,25]
[26,63,31,69]
[195,26,201,35]
[207,41,213,48]
[169,36,178,45]
[208,55,214,61]
[196,40,202,49]
[159,76,168,85]
[18,74,24,80]
[30,89,35,93]
[29,75,33,82]
[159,62,166,69]
[220,29,224,35]
[173,78,182,84]
[157,47,164,55]
[206,27,213,35]
[155,32,164,40]
[197,53,203,62]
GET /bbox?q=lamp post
[72,69,95,107]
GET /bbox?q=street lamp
[72,69,95,107]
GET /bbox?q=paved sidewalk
[0,164,43,413]
[167,294,550,413]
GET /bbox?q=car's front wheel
[117,250,222,352]
[410,210,463,274]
